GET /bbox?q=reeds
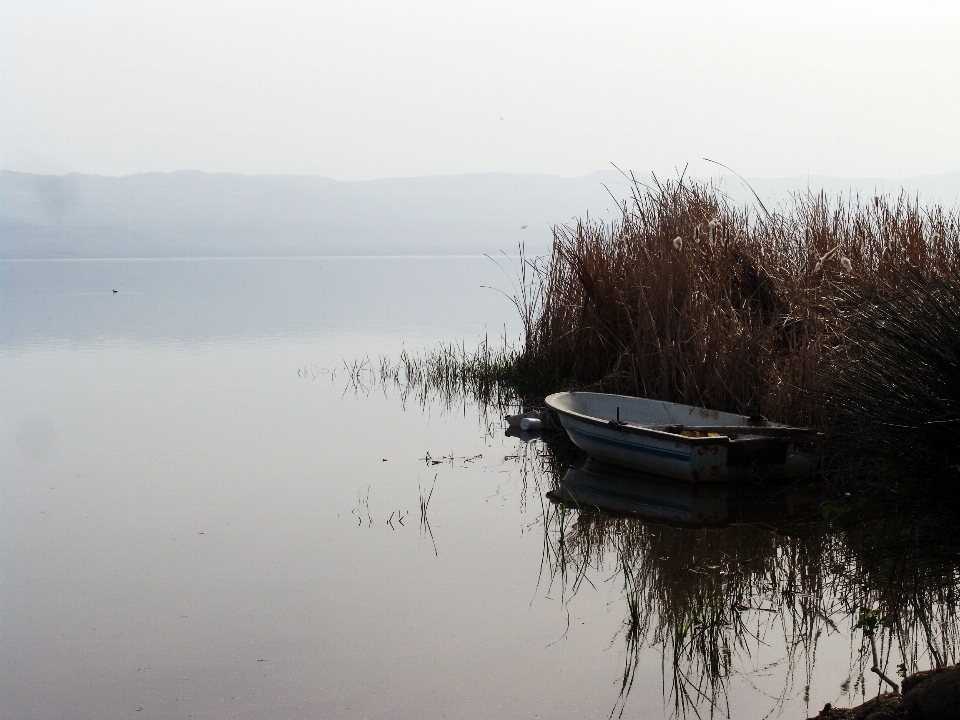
[515,177,959,431]
[345,338,525,412]
[823,263,960,480]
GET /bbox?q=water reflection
[6,257,957,719]
[549,461,822,528]
[531,441,960,718]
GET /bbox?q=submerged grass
[346,338,526,412]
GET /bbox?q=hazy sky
[2,0,958,180]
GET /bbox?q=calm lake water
[0,257,925,719]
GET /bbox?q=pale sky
[2,0,958,181]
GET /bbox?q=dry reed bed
[517,178,960,431]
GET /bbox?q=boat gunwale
[546,392,731,446]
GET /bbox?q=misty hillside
[2,169,958,258]
[0,170,633,258]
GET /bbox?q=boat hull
[546,392,822,482]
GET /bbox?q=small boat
[545,392,823,482]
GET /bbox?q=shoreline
[808,664,960,720]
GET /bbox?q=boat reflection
[547,460,821,528]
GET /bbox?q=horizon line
[4,167,960,184]
[0,254,530,262]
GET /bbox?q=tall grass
[516,177,960,429]
[824,264,960,479]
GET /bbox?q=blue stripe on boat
[566,424,691,461]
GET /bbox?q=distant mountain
[2,169,958,258]
[0,170,632,259]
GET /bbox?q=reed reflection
[535,448,959,718]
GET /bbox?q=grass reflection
[540,453,959,718]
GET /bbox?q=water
[0,257,944,719]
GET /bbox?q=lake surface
[0,257,936,719]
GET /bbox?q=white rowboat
[545,392,823,482]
